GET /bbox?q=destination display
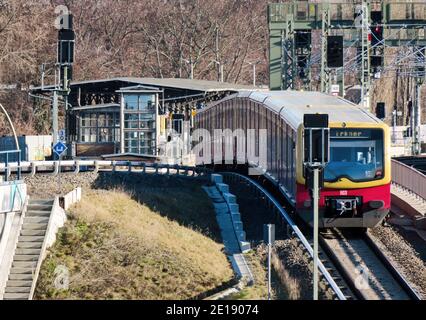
[331,128,374,139]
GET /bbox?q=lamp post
[211,59,224,82]
[246,61,261,87]
[0,103,19,152]
[182,58,194,80]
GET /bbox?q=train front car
[296,122,391,228]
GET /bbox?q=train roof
[211,91,381,129]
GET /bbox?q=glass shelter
[118,86,161,156]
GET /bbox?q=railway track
[319,229,422,300]
[222,172,350,300]
[221,171,422,300]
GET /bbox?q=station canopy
[31,77,262,113]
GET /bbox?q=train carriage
[195,91,391,229]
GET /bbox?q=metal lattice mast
[282,13,295,90]
[361,0,371,110]
[413,46,425,155]
[320,4,330,93]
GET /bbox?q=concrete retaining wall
[42,187,82,260]
[60,187,82,211]
[43,198,67,255]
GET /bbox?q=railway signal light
[327,36,344,68]
[303,114,330,166]
[371,26,383,46]
[57,14,75,65]
[376,102,386,120]
[371,10,383,44]
[57,14,75,90]
[303,114,330,301]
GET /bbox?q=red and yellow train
[195,91,391,229]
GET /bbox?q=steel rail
[320,229,422,300]
[221,172,348,300]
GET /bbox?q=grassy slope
[35,181,233,300]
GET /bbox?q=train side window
[289,130,295,194]
[282,122,287,186]
[267,109,272,173]
[277,117,282,183]
[271,112,276,178]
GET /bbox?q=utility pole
[312,164,320,300]
[282,13,295,90]
[413,81,422,155]
[190,62,194,80]
[320,4,330,93]
[412,46,425,155]
[247,61,260,87]
[37,10,75,159]
[263,224,275,301]
[183,58,194,79]
[361,0,371,111]
[52,91,59,146]
[215,25,223,82]
[252,63,256,87]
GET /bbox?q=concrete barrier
[216,183,229,194]
[211,174,223,184]
[210,174,250,253]
[228,203,239,214]
[223,193,237,204]
[43,197,67,253]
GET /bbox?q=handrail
[0,150,22,182]
[391,159,426,200]
[221,172,347,300]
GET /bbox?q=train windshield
[324,128,384,182]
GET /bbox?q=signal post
[303,114,330,300]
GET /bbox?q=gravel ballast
[24,172,99,198]
[370,226,426,299]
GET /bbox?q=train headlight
[369,200,384,209]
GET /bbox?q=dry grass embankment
[35,181,234,300]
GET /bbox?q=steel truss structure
[268,1,426,92]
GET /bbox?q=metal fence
[391,159,426,200]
